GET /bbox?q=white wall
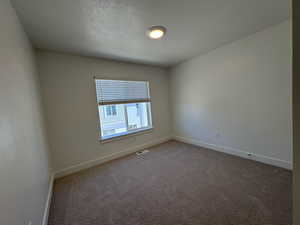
[37,51,171,174]
[170,20,292,169]
[0,1,52,225]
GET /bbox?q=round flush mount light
[147,26,167,39]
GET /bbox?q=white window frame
[94,78,153,142]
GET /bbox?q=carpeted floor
[48,141,292,225]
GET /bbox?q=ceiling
[11,0,291,67]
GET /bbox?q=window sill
[99,127,153,143]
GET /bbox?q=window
[105,105,117,117]
[95,79,153,140]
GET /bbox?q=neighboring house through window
[105,105,117,117]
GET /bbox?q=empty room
[0,0,295,224]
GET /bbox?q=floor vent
[136,149,150,156]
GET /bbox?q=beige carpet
[48,141,292,225]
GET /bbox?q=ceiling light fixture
[147,26,166,39]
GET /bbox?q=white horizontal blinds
[95,79,150,105]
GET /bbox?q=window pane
[111,105,117,115]
[105,105,117,116]
[98,102,151,139]
[100,104,127,137]
[126,103,149,130]
[106,106,112,116]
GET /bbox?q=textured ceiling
[11,0,291,67]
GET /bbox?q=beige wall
[0,1,52,225]
[170,20,292,168]
[37,51,171,173]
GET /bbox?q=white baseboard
[42,173,54,225]
[173,136,292,170]
[54,136,171,178]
